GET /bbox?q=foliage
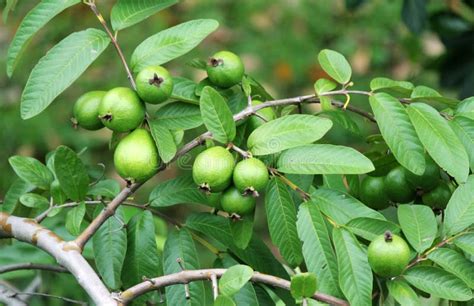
[0,1,473,305]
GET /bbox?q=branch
[118,269,349,306]
[12,292,87,305]
[85,1,137,90]
[0,212,115,305]
[0,263,68,275]
[0,281,27,306]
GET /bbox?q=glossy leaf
[397,204,437,253]
[370,77,414,96]
[277,144,374,175]
[265,179,303,266]
[171,77,199,104]
[450,116,474,172]
[149,119,177,163]
[369,93,426,175]
[311,188,384,225]
[229,216,254,250]
[454,233,474,255]
[386,279,420,306]
[149,175,211,207]
[214,295,236,306]
[317,49,352,84]
[111,0,178,31]
[1,179,34,213]
[200,86,236,143]
[427,248,474,288]
[410,85,459,107]
[247,115,332,155]
[333,228,372,306]
[319,111,361,136]
[290,272,317,299]
[455,97,474,120]
[297,203,341,297]
[219,265,254,297]
[155,102,203,130]
[122,211,161,289]
[404,266,472,301]
[87,179,121,199]
[53,146,89,202]
[93,208,127,290]
[21,29,110,119]
[8,156,53,190]
[346,217,400,241]
[131,19,218,72]
[65,202,86,236]
[19,193,49,209]
[6,0,80,77]
[163,229,206,306]
[444,175,474,236]
[407,103,469,183]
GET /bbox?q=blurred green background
[0,0,473,304]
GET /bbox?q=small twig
[0,263,68,275]
[11,292,87,305]
[85,1,137,90]
[270,168,310,201]
[252,112,268,122]
[227,143,252,158]
[176,258,191,300]
[210,274,218,300]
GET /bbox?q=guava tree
[1,1,473,305]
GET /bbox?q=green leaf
[2,0,18,23]
[53,146,89,202]
[8,156,53,190]
[229,216,254,249]
[149,119,177,163]
[131,19,219,72]
[265,179,303,266]
[149,175,212,207]
[404,266,472,301]
[186,58,207,70]
[214,295,236,306]
[297,202,341,297]
[427,248,474,288]
[346,217,400,241]
[247,115,332,156]
[93,208,127,290]
[87,179,121,199]
[386,279,420,306]
[200,86,236,143]
[171,77,199,104]
[277,144,374,175]
[219,265,254,297]
[1,179,34,213]
[314,78,337,110]
[155,102,203,130]
[122,211,161,289]
[454,233,474,255]
[407,103,469,183]
[410,85,459,108]
[111,0,178,31]
[19,193,49,209]
[6,0,80,77]
[369,77,414,96]
[290,272,317,299]
[397,204,437,253]
[163,229,206,306]
[21,29,110,119]
[333,228,372,306]
[369,93,426,175]
[455,97,474,120]
[311,188,385,225]
[65,202,86,236]
[317,49,352,84]
[449,117,474,172]
[319,111,361,136]
[444,175,474,236]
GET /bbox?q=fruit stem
[227,143,252,159]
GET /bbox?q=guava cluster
[359,156,452,211]
[192,146,269,217]
[72,51,252,186]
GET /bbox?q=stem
[119,269,349,306]
[227,143,252,158]
[0,263,68,275]
[11,292,87,305]
[85,1,137,90]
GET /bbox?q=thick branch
[0,212,115,305]
[0,263,68,275]
[119,269,348,306]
